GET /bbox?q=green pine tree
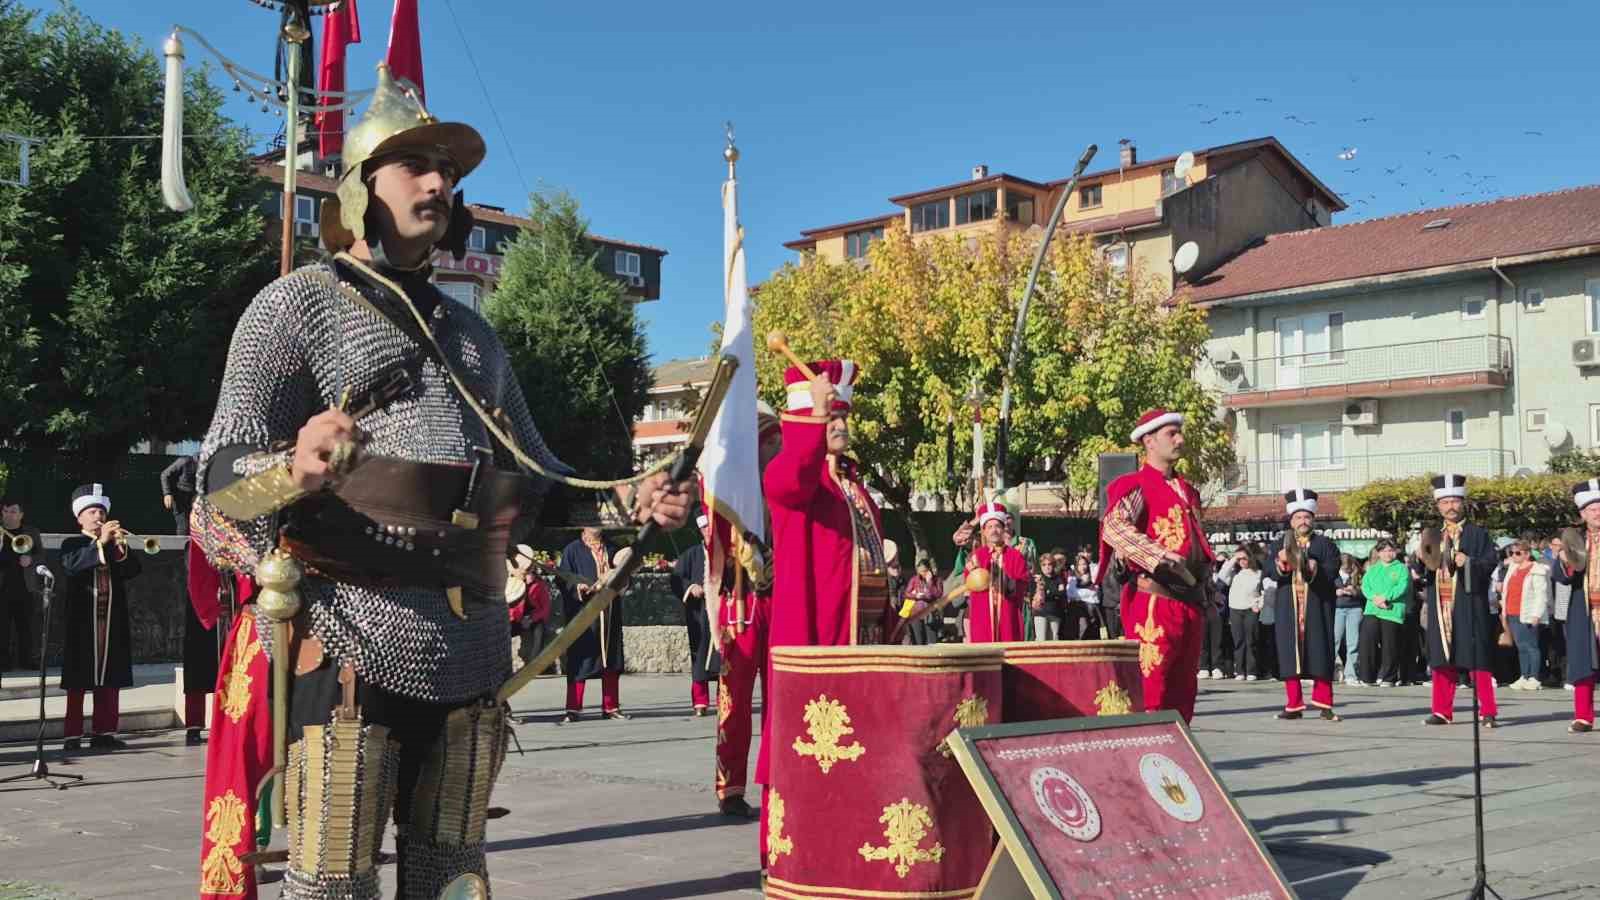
[485,191,651,520]
[0,1,275,471]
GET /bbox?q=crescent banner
[697,151,764,623]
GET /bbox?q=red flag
[315,0,361,158]
[385,0,424,102]
[199,607,271,900]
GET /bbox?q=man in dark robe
[559,527,627,722]
[0,497,43,672]
[670,514,720,716]
[59,483,141,751]
[1268,489,1343,721]
[1415,474,1501,727]
[1551,477,1600,733]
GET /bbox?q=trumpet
[0,525,33,556]
[109,528,162,555]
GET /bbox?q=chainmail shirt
[194,261,572,703]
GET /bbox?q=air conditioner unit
[294,220,318,238]
[626,274,646,288]
[1342,399,1379,427]
[1573,338,1599,367]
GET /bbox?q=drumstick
[765,331,818,381]
[889,568,991,643]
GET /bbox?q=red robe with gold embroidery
[965,544,1029,642]
[1096,463,1214,603]
[764,416,885,648]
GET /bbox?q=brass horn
[0,526,32,556]
[116,532,163,555]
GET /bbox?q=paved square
[0,673,1594,898]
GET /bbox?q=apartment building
[255,153,667,314]
[1192,185,1600,516]
[784,137,1345,292]
[633,356,717,465]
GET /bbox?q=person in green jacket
[1358,538,1412,686]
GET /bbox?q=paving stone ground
[0,672,1594,898]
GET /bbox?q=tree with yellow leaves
[751,223,1231,557]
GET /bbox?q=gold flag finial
[723,121,739,178]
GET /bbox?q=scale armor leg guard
[280,716,400,900]
[399,700,509,899]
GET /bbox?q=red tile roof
[1061,207,1163,236]
[1187,184,1600,305]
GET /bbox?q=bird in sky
[1222,109,1241,116]
[1344,167,1360,174]
[1397,181,1409,187]
[1355,198,1369,206]
[1444,153,1462,160]
[1356,117,1376,123]
[1190,102,1209,109]
[1200,117,1219,125]
[1384,166,1401,175]
[1255,96,1272,103]
[1337,147,1358,160]
[1424,168,1437,175]
[1525,130,1544,136]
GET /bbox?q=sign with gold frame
[945,712,1295,900]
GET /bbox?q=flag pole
[279,15,309,277]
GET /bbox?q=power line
[441,0,531,199]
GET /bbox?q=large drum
[990,640,1144,721]
[766,644,1003,899]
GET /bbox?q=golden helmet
[322,64,485,250]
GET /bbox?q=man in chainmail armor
[191,64,690,900]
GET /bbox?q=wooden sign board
[945,711,1295,900]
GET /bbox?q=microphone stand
[0,573,84,789]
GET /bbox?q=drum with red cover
[991,640,1144,721]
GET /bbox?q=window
[845,227,884,259]
[1104,244,1128,273]
[1079,184,1102,209]
[1527,409,1548,431]
[437,281,480,313]
[468,226,486,252]
[1587,279,1600,334]
[1523,287,1545,312]
[1275,312,1345,367]
[1277,422,1344,470]
[1592,403,1600,446]
[911,200,949,233]
[294,195,317,223]
[1445,408,1467,446]
[614,250,641,276]
[1461,296,1485,320]
[1161,167,1184,197]
[954,189,996,225]
[1005,191,1035,225]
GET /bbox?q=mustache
[415,197,450,216]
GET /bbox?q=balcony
[1223,449,1516,496]
[1218,335,1512,408]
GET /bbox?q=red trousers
[64,688,120,737]
[185,692,208,729]
[1284,678,1334,712]
[1431,667,1498,721]
[565,671,621,712]
[718,594,769,802]
[1126,591,1205,723]
[690,679,713,710]
[1574,676,1596,726]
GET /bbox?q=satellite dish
[1173,151,1195,182]
[1544,422,1571,449]
[1513,467,1535,478]
[1173,241,1200,274]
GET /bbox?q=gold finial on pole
[723,121,739,179]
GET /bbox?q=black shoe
[558,711,580,725]
[719,796,758,819]
[1320,708,1342,722]
[186,728,207,746]
[1422,714,1450,726]
[1480,716,1499,729]
[63,738,81,752]
[602,709,631,720]
[89,734,128,750]
[692,706,710,718]
[1569,720,1593,734]
[1275,710,1302,720]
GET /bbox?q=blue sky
[36,0,1600,366]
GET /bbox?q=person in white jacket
[1499,539,1552,690]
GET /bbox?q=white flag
[698,172,764,548]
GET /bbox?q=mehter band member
[1551,477,1600,733]
[964,501,1028,642]
[190,66,689,900]
[728,406,778,828]
[0,497,43,672]
[1268,489,1342,721]
[765,359,890,648]
[671,514,720,716]
[1098,408,1216,723]
[559,528,629,722]
[1416,474,1501,728]
[59,483,141,751]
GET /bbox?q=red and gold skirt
[766,644,1003,899]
